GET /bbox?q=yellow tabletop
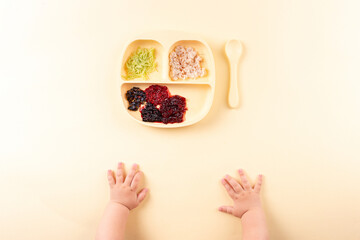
[1,0,359,240]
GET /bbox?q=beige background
[1,0,360,239]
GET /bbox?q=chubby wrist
[240,207,269,240]
[240,207,265,221]
[108,201,131,214]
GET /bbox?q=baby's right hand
[107,162,148,211]
[219,169,263,219]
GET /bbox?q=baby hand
[219,169,263,218]
[107,162,148,210]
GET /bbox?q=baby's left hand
[107,162,148,210]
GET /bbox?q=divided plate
[119,31,215,128]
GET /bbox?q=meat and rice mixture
[169,45,206,80]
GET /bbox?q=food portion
[123,48,157,80]
[144,85,170,106]
[169,45,206,80]
[125,85,187,124]
[160,95,187,124]
[125,87,146,111]
[141,103,163,122]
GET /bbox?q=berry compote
[160,95,187,124]
[144,85,170,106]
[140,103,163,122]
[125,85,187,124]
[125,87,146,111]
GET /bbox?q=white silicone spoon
[225,39,243,109]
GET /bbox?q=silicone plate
[119,31,215,128]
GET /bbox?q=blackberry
[160,95,187,124]
[125,87,146,111]
[144,85,170,106]
[140,103,163,122]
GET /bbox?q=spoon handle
[228,61,240,108]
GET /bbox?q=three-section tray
[118,31,215,128]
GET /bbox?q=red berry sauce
[160,95,187,124]
[144,85,170,106]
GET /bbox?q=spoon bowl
[225,39,243,61]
